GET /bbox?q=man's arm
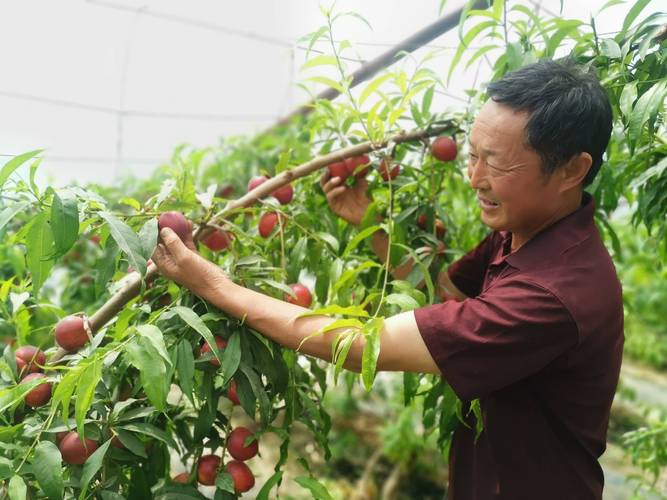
[153,227,441,375]
[370,230,468,301]
[321,172,468,300]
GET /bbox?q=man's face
[467,100,563,242]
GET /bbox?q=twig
[49,123,456,365]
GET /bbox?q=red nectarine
[55,315,89,352]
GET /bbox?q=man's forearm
[371,231,467,300]
[191,277,364,370]
[370,231,414,280]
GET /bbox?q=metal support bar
[268,0,489,130]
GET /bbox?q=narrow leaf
[75,360,102,438]
[8,475,27,500]
[294,476,333,500]
[221,332,241,383]
[361,318,384,391]
[33,441,64,500]
[172,306,221,366]
[0,150,42,189]
[79,440,112,499]
[26,211,55,295]
[301,54,338,70]
[98,211,146,276]
[0,202,30,233]
[51,193,79,257]
[176,340,195,404]
[126,339,168,411]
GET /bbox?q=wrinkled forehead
[469,101,530,156]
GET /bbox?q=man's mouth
[477,194,500,210]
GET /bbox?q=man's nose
[467,159,487,189]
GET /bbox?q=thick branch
[49,123,455,363]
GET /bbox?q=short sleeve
[414,278,578,401]
[448,231,497,297]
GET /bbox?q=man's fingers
[183,220,197,252]
[322,176,342,194]
[325,186,346,203]
[319,171,330,188]
[159,228,188,259]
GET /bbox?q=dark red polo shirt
[414,193,624,500]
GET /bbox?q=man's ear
[559,152,592,192]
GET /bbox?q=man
[153,59,623,499]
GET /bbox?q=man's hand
[152,226,227,294]
[320,171,371,226]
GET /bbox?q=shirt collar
[499,192,596,271]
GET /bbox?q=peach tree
[0,1,665,498]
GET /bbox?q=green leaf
[138,218,158,262]
[0,377,43,413]
[0,457,13,480]
[259,279,296,298]
[359,73,393,106]
[176,340,195,404]
[221,331,241,383]
[305,76,345,94]
[126,338,168,411]
[95,237,119,296]
[421,85,434,115]
[118,422,177,449]
[98,211,146,276]
[600,38,621,58]
[361,318,384,391]
[385,293,420,311]
[300,317,363,355]
[172,306,221,366]
[630,156,667,189]
[333,331,357,383]
[628,80,667,150]
[394,242,435,304]
[465,44,499,70]
[337,11,372,30]
[33,441,64,500]
[544,20,582,58]
[215,471,235,494]
[256,470,283,500]
[116,406,158,421]
[239,364,272,424]
[315,232,339,252]
[8,474,27,500]
[0,202,30,233]
[301,54,339,70]
[332,261,380,295]
[26,211,55,295]
[448,20,497,83]
[114,429,148,458]
[619,81,638,123]
[100,492,128,500]
[299,26,329,56]
[342,225,381,257]
[136,325,171,366]
[118,197,141,211]
[75,360,102,438]
[51,193,79,258]
[621,0,651,34]
[403,372,420,406]
[294,476,333,500]
[51,362,81,420]
[300,304,370,318]
[0,150,42,190]
[79,439,112,499]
